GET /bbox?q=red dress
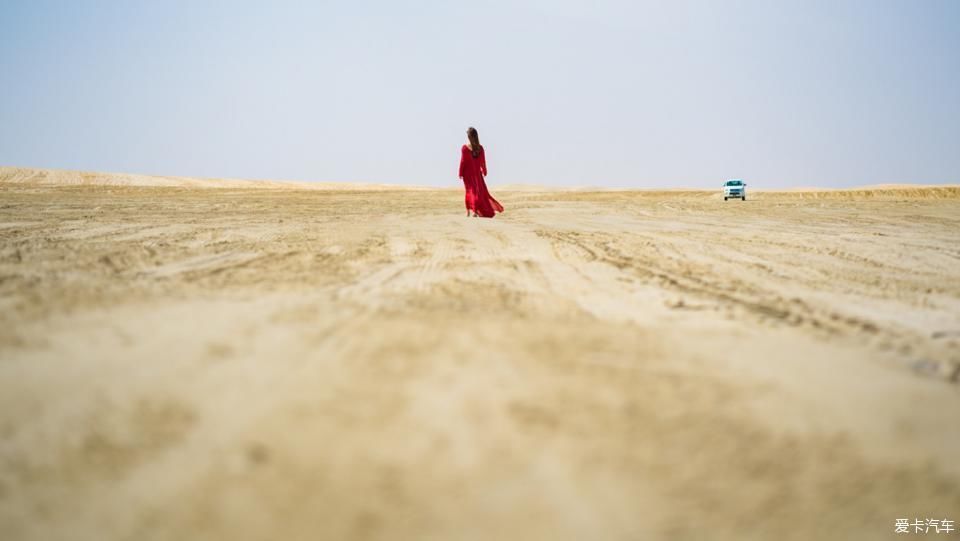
[459,144,504,218]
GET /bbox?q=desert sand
[1,167,959,540]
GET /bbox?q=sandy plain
[1,168,959,540]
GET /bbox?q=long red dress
[459,144,504,218]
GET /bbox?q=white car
[723,179,746,201]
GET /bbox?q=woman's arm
[480,147,488,176]
[458,146,466,178]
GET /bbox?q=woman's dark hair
[467,127,481,158]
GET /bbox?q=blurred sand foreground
[1,168,959,540]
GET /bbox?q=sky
[1,0,958,188]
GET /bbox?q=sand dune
[1,169,959,540]
[754,185,960,199]
[0,166,427,190]
[5,166,956,197]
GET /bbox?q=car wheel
[724,197,728,201]
[742,196,746,201]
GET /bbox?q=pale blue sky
[1,0,958,188]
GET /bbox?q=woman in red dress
[459,127,504,218]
